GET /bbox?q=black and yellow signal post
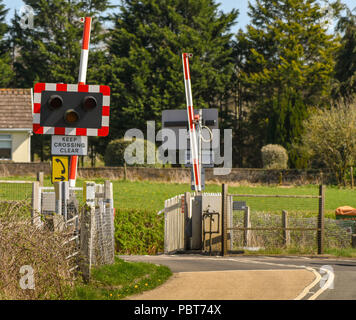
[51,156,69,184]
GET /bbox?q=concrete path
[128,269,315,300]
[121,254,356,300]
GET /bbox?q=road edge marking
[294,267,321,300]
[308,266,335,300]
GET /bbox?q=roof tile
[0,89,32,129]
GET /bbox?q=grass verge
[324,247,356,258]
[70,257,172,300]
[239,247,356,258]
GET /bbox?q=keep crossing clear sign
[51,135,88,156]
[52,156,69,183]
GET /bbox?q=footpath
[128,269,315,300]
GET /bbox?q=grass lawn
[70,257,172,300]
[106,180,356,218]
[240,247,356,258]
[2,176,356,218]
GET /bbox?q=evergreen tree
[0,0,13,87]
[10,0,112,162]
[234,0,341,167]
[333,6,356,105]
[11,0,112,87]
[105,0,238,138]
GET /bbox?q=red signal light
[48,95,63,109]
[82,96,97,111]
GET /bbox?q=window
[0,134,12,160]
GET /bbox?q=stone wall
[0,162,51,176]
[0,162,333,185]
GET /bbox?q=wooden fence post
[31,181,42,228]
[79,204,95,283]
[317,185,325,254]
[104,180,114,208]
[351,166,354,189]
[221,184,228,256]
[282,210,290,247]
[104,180,115,264]
[243,206,251,247]
[37,171,44,187]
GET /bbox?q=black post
[221,184,228,256]
[317,185,325,254]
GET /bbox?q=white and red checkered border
[32,82,110,137]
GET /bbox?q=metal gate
[163,192,230,255]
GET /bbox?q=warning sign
[52,156,69,183]
[51,135,88,156]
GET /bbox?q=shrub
[0,205,75,300]
[261,144,288,169]
[104,138,162,167]
[114,208,164,255]
[299,105,356,185]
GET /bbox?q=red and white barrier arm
[78,16,92,85]
[182,53,201,192]
[69,16,92,187]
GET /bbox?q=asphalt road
[120,254,356,300]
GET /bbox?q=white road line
[308,266,335,300]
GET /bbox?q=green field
[2,176,356,218]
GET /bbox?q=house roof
[0,89,32,130]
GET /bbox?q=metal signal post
[182,53,201,193]
[69,16,92,187]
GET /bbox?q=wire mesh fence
[39,186,84,219]
[229,190,354,251]
[0,181,33,202]
[0,181,34,217]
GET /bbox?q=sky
[3,0,356,34]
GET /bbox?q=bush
[0,205,75,300]
[104,138,162,167]
[261,144,288,169]
[114,208,164,255]
[299,105,356,185]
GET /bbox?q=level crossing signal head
[32,83,110,137]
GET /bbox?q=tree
[299,105,356,185]
[234,0,341,168]
[105,0,238,139]
[333,6,356,105]
[11,0,112,87]
[10,0,112,161]
[0,0,13,87]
